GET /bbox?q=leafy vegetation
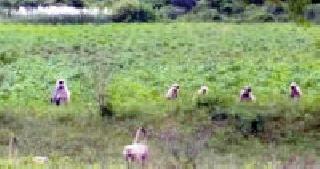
[0,23,319,116]
[0,23,320,167]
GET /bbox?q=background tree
[288,0,311,20]
[171,0,197,11]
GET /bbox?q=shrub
[170,0,197,12]
[266,2,287,15]
[197,9,223,21]
[112,0,156,22]
[304,4,320,23]
[288,0,311,20]
[177,8,223,21]
[155,5,177,20]
[244,4,275,22]
[0,51,18,65]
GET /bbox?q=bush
[155,5,178,20]
[266,2,287,15]
[304,4,320,23]
[197,9,223,21]
[243,4,275,22]
[112,0,156,22]
[170,0,197,12]
[179,8,222,21]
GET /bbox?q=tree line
[0,0,319,23]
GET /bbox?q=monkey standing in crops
[290,82,302,100]
[166,83,180,100]
[51,79,70,106]
[195,85,210,107]
[197,85,208,96]
[239,86,255,102]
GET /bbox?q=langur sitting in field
[239,86,255,102]
[166,83,180,100]
[51,79,70,106]
[290,82,302,99]
[197,85,209,95]
[194,85,210,107]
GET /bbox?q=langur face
[291,85,296,90]
[202,89,207,94]
[173,88,178,93]
[57,80,65,89]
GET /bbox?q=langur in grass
[194,85,210,107]
[197,85,209,95]
[51,79,70,106]
[123,127,149,167]
[290,82,302,99]
[239,86,255,102]
[166,83,180,100]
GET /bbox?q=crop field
[0,23,320,168]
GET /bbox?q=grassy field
[0,23,320,168]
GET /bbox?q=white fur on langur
[198,85,209,95]
[123,127,149,164]
[239,86,255,102]
[166,83,180,100]
[51,79,70,106]
[290,82,302,99]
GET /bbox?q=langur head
[240,85,255,101]
[51,78,70,105]
[290,81,301,98]
[243,86,252,93]
[172,83,179,90]
[171,83,179,94]
[247,86,252,93]
[290,82,297,90]
[56,79,67,90]
[199,85,209,95]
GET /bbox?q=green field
[1,23,320,115]
[0,23,320,168]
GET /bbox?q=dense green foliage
[0,23,319,116]
[111,0,156,22]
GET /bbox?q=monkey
[166,83,180,100]
[239,86,255,102]
[51,79,70,106]
[194,85,210,107]
[290,82,302,99]
[197,85,208,96]
[123,127,149,165]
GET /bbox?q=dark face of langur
[242,87,251,99]
[173,88,178,95]
[58,81,65,90]
[202,89,207,95]
[291,85,300,98]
